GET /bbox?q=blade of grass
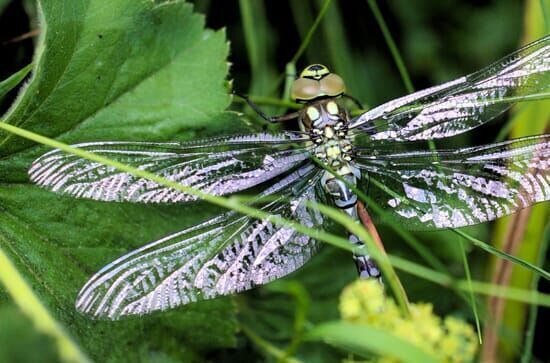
[312,157,488,313]
[520,222,550,363]
[241,324,303,363]
[488,3,550,360]
[543,0,550,33]
[306,321,440,363]
[238,0,279,117]
[367,177,550,281]
[289,1,316,58]
[0,121,356,254]
[389,254,550,307]
[239,0,261,76]
[494,97,550,142]
[366,0,414,93]
[290,0,332,65]
[0,63,33,102]
[4,121,548,314]
[312,202,411,316]
[357,201,410,307]
[0,244,90,363]
[229,193,549,306]
[228,197,550,307]
[265,280,310,363]
[483,208,533,362]
[0,121,413,318]
[317,0,370,100]
[282,63,296,104]
[454,227,550,281]
[459,236,483,343]
[317,158,550,313]
[272,0,331,96]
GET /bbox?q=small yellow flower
[339,280,478,363]
[340,297,363,321]
[439,335,460,355]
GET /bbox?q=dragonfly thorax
[302,100,354,170]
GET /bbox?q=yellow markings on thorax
[309,100,353,168]
[324,127,335,139]
[326,144,342,158]
[338,164,352,175]
[326,101,339,115]
[306,106,320,121]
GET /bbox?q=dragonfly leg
[349,234,381,279]
[233,92,300,123]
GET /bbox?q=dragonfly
[29,36,549,320]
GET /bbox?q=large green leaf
[0,304,60,363]
[0,0,247,361]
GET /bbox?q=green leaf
[0,305,61,363]
[0,0,243,361]
[306,321,440,363]
[0,63,33,102]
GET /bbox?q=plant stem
[521,222,550,363]
[390,254,550,306]
[241,324,303,363]
[290,0,332,64]
[459,238,483,343]
[366,0,414,93]
[0,245,90,363]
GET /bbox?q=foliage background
[0,0,548,362]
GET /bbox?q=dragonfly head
[291,64,346,103]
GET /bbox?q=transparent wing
[355,135,549,230]
[349,36,550,142]
[29,132,311,203]
[76,164,326,319]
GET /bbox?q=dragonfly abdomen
[321,171,381,279]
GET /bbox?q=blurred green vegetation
[0,305,60,363]
[0,0,548,362]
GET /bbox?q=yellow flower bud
[339,280,478,363]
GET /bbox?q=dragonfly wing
[75,165,326,319]
[355,135,550,230]
[29,132,310,203]
[349,36,550,142]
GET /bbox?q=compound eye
[320,73,345,97]
[291,78,321,102]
